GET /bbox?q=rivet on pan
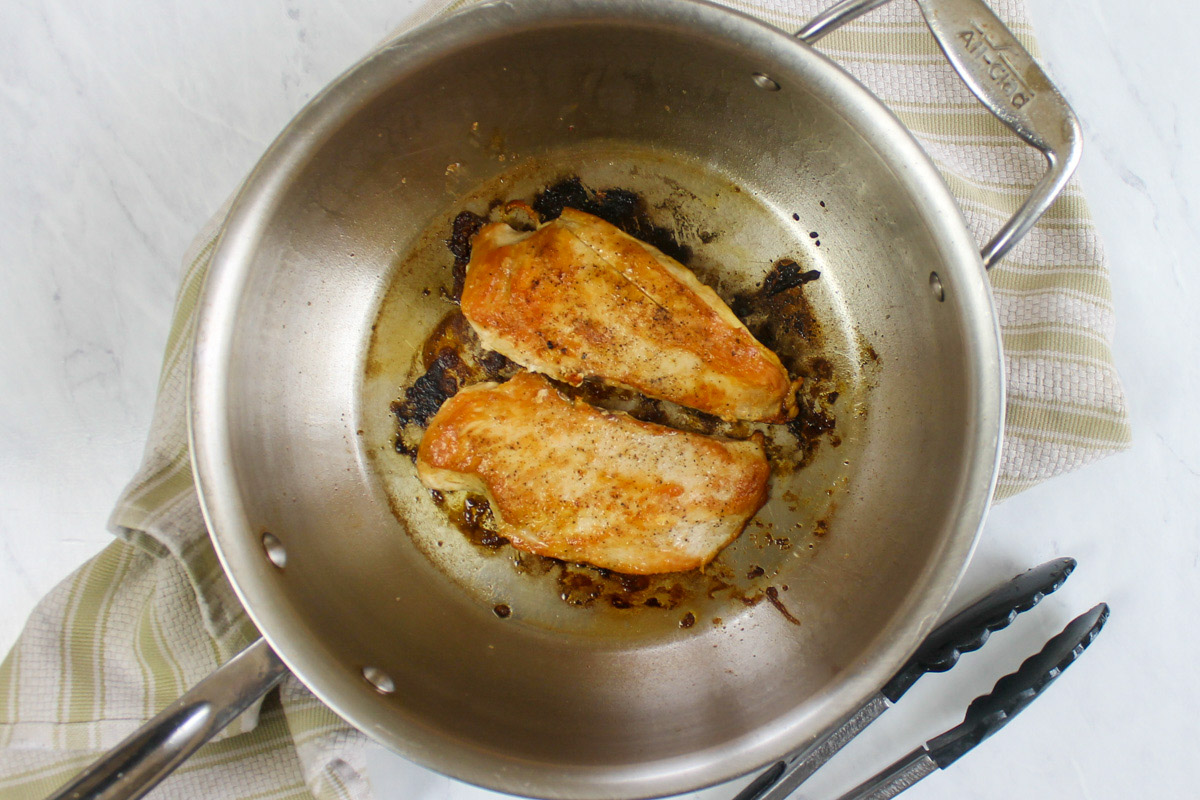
[751,73,781,91]
[362,666,396,695]
[930,271,946,302]
[261,532,287,568]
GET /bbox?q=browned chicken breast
[416,372,770,574]
[460,208,800,423]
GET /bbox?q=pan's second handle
[797,0,892,43]
[45,638,287,800]
[798,0,1082,269]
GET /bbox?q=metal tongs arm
[735,558,1078,800]
[834,603,1109,800]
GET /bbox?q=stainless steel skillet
[50,1,1078,798]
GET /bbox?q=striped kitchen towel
[0,1,1130,798]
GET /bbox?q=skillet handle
[798,0,1081,269]
[44,638,287,800]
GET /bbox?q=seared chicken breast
[416,372,769,574]
[460,208,800,423]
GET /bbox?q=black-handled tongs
[737,558,1109,800]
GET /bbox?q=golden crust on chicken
[460,208,800,423]
[416,372,770,574]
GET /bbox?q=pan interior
[362,142,873,640]
[195,2,1000,797]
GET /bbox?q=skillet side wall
[191,2,1002,797]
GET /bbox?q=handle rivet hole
[930,272,946,302]
[362,666,396,694]
[752,73,781,91]
[261,532,287,568]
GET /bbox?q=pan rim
[189,0,1004,797]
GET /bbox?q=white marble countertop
[2,1,1197,798]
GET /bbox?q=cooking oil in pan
[360,142,878,640]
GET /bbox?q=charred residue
[558,567,687,611]
[509,550,690,611]
[533,177,693,265]
[732,258,841,467]
[731,258,821,374]
[458,494,508,549]
[786,357,839,463]
[390,349,468,456]
[428,490,509,552]
[720,582,802,626]
[500,532,797,618]
[448,210,486,302]
[764,586,801,626]
[391,312,517,457]
[761,258,821,297]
